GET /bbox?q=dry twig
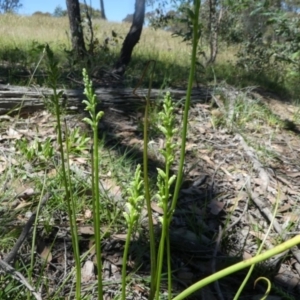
[0,258,42,300]
[4,192,51,263]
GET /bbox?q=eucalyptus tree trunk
[207,0,218,65]
[113,0,145,76]
[66,0,86,58]
[100,0,107,19]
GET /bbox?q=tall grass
[0,14,196,88]
[0,14,69,48]
[0,14,191,63]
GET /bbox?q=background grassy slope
[0,13,293,98]
[0,14,189,87]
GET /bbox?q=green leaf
[187,8,195,20]
[123,212,130,224]
[168,175,177,187]
[83,118,93,126]
[291,51,300,60]
[157,168,166,180]
[82,99,90,106]
[155,193,162,202]
[157,125,168,136]
[96,111,104,121]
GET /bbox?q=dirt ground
[1,84,300,299]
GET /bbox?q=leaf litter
[0,86,300,299]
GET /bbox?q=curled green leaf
[254,277,271,300]
[96,111,104,121]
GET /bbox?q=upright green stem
[165,145,174,300]
[155,2,201,297]
[170,0,201,213]
[82,68,104,299]
[166,225,172,300]
[92,128,104,300]
[28,175,46,293]
[64,121,82,299]
[122,165,143,300]
[121,225,133,300]
[141,62,157,300]
[155,215,168,300]
[155,138,174,299]
[144,109,157,299]
[54,85,81,300]
[45,44,81,299]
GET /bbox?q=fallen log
[0,84,212,114]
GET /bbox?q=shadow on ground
[92,102,300,299]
